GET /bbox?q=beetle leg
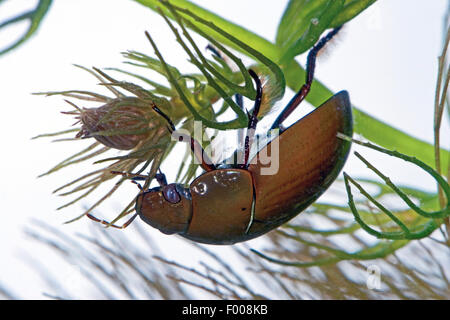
[240,69,262,168]
[155,169,168,186]
[86,212,139,229]
[270,26,343,130]
[150,103,217,172]
[174,131,217,172]
[235,92,245,162]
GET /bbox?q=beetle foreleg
[173,132,217,171]
[270,26,343,130]
[150,103,217,172]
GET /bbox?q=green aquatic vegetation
[1,0,448,296]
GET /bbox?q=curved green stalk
[163,2,285,102]
[340,134,449,240]
[250,239,409,267]
[165,5,256,99]
[0,0,52,55]
[134,0,449,171]
[157,8,248,122]
[145,31,247,129]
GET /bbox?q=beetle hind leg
[270,26,343,130]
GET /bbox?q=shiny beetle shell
[135,91,353,245]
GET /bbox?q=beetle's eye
[162,184,181,204]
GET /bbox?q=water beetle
[88,26,353,245]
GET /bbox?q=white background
[0,0,448,298]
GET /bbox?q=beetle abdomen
[248,91,353,236]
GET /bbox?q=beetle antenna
[86,212,139,229]
[151,104,176,132]
[270,26,343,130]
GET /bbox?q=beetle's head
[135,183,192,235]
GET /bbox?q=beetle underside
[136,91,353,245]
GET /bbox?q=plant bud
[76,98,161,150]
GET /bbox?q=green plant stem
[133,0,449,171]
[0,0,53,55]
[250,239,409,267]
[433,25,450,240]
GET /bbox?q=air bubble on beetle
[213,171,239,187]
[192,182,207,195]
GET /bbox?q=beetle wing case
[247,91,353,238]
